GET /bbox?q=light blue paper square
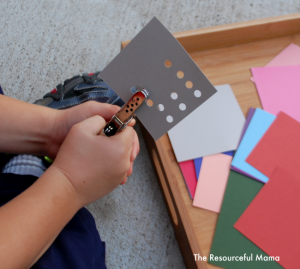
[231,108,276,183]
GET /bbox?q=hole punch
[177,71,184,79]
[157,104,164,111]
[130,87,137,94]
[179,103,186,111]
[147,99,153,107]
[164,60,172,68]
[186,81,193,89]
[194,89,202,98]
[102,86,149,137]
[166,115,173,123]
[171,92,178,100]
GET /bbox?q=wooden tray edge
[121,13,300,52]
[140,123,205,269]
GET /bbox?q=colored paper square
[194,151,233,180]
[247,112,300,179]
[231,108,275,183]
[231,107,255,175]
[178,160,197,199]
[168,84,245,162]
[193,157,203,180]
[223,151,234,157]
[209,171,282,269]
[250,43,300,82]
[234,167,300,269]
[252,65,300,122]
[193,153,232,213]
[236,108,256,148]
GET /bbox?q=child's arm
[0,116,137,268]
[0,94,57,156]
[0,94,127,158]
[0,166,80,268]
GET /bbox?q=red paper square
[246,111,300,179]
[234,167,300,269]
[179,160,197,199]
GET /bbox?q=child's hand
[50,115,137,207]
[46,101,136,160]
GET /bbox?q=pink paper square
[193,153,232,213]
[251,65,300,122]
[251,43,300,81]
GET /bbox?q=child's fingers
[111,125,135,152]
[120,177,128,185]
[130,131,139,161]
[82,102,120,121]
[76,115,106,135]
[126,162,133,177]
[127,118,136,127]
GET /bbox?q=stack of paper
[167,42,300,268]
[209,170,281,269]
[168,84,245,204]
[208,43,300,269]
[168,42,300,268]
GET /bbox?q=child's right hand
[49,115,138,208]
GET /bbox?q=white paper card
[168,84,245,162]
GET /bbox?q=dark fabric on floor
[0,171,106,269]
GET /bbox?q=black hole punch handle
[103,121,119,137]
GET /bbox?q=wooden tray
[122,13,300,269]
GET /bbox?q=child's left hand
[46,101,136,158]
[46,101,139,179]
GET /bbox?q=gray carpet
[1,1,299,268]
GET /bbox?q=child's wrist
[42,165,83,211]
[43,109,62,159]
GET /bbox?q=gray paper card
[100,17,217,140]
